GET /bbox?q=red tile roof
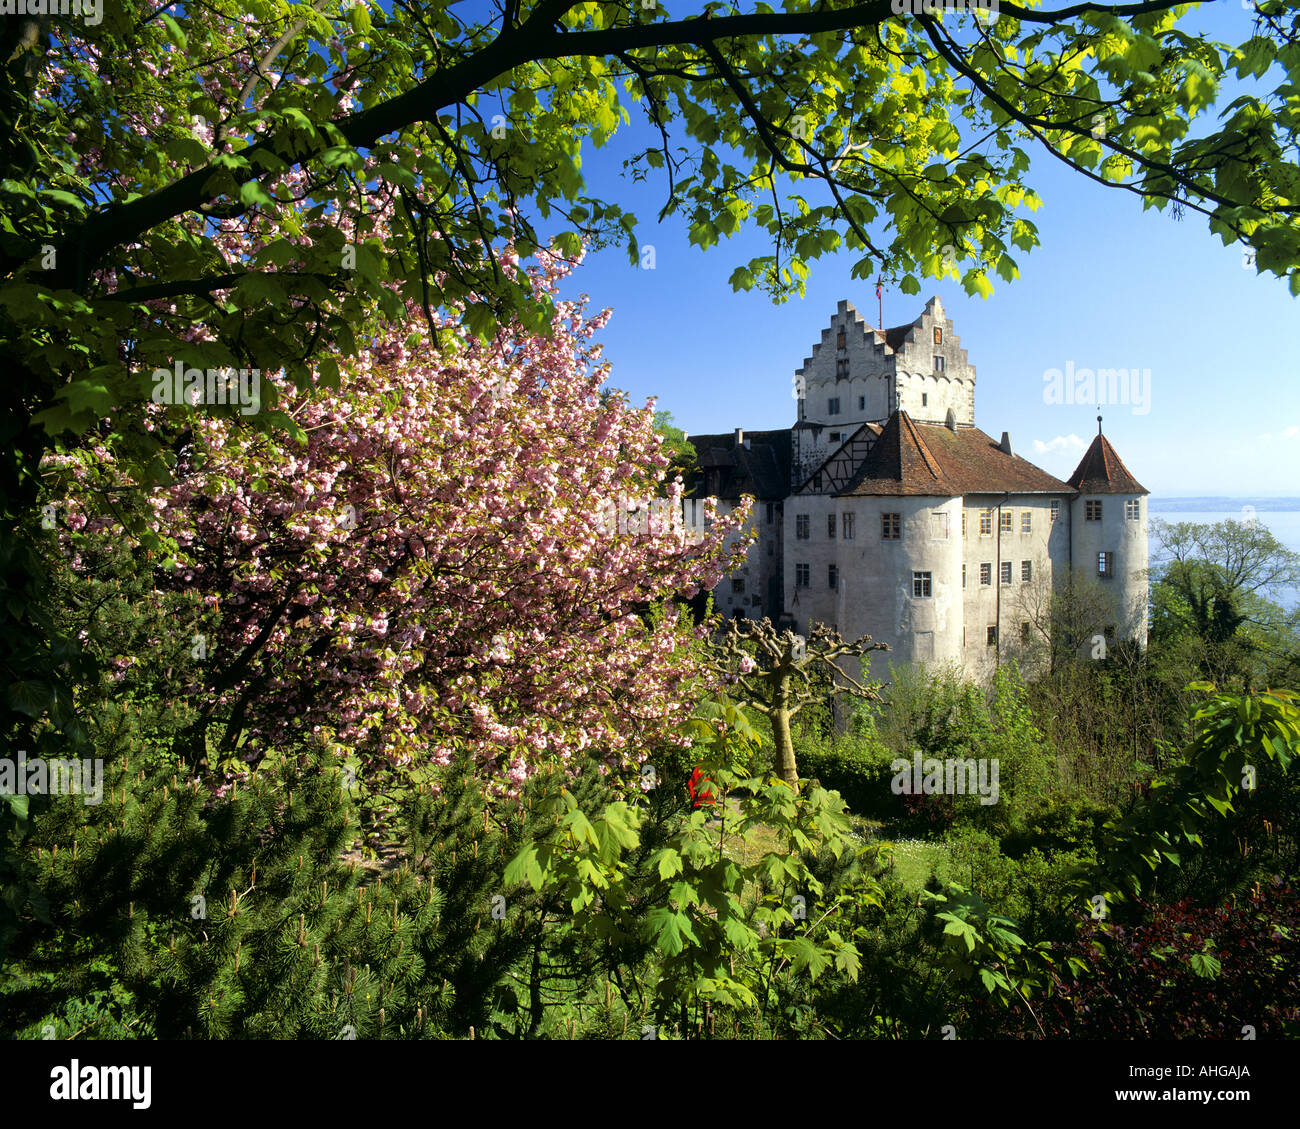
[838,411,1075,497]
[1067,433,1149,495]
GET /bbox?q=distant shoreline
[1149,497,1300,513]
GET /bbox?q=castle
[687,296,1149,678]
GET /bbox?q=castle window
[979,509,993,536]
[836,358,850,378]
[837,330,846,350]
[1086,499,1103,521]
[1000,510,1013,532]
[1126,499,1140,520]
[1051,500,1060,523]
[980,563,992,586]
[986,625,998,647]
[828,397,841,415]
[1021,560,1032,582]
[796,514,810,540]
[813,472,823,491]
[921,393,928,407]
[858,396,866,411]
[766,502,775,523]
[962,510,967,537]
[962,563,967,588]
[732,578,745,594]
[1021,511,1031,534]
[828,513,837,538]
[829,432,841,444]
[934,355,945,372]
[842,513,854,540]
[767,541,774,557]
[934,327,943,345]
[829,564,839,590]
[1021,622,1031,642]
[1000,561,1012,585]
[912,571,932,598]
[795,563,810,587]
[1098,551,1114,578]
[931,511,949,540]
[881,512,901,540]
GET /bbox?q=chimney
[735,427,749,449]
[999,431,1014,457]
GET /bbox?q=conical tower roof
[1067,423,1148,495]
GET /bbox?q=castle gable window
[837,329,846,350]
[934,327,943,345]
[1086,499,1103,521]
[881,512,901,540]
[1126,499,1140,520]
[912,571,932,598]
[796,514,810,540]
[934,355,945,372]
[836,358,850,378]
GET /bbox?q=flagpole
[875,275,883,331]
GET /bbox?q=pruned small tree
[714,618,888,786]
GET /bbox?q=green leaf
[161,14,187,51]
[504,844,544,891]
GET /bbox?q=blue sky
[548,1,1300,497]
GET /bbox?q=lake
[1148,498,1300,607]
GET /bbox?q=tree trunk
[771,673,798,785]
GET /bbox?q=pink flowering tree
[142,254,750,794]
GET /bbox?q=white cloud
[1032,434,1087,455]
[1282,425,1300,440]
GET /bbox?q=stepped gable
[839,411,1075,497]
[686,428,791,499]
[1067,432,1149,495]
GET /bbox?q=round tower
[1066,417,1149,653]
